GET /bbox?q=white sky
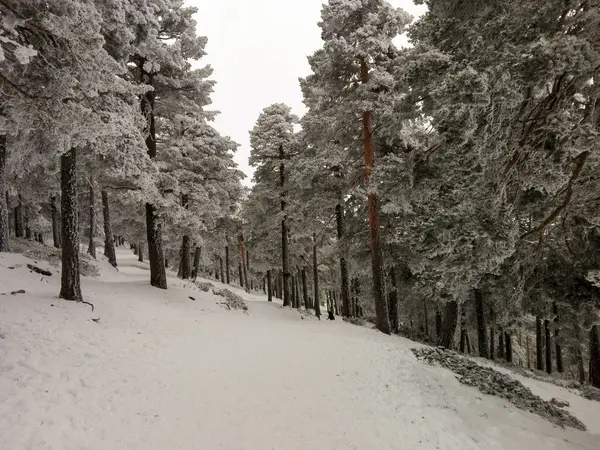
[187,0,428,185]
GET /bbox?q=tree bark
[192,246,201,280]
[553,302,563,373]
[302,267,308,310]
[388,265,399,332]
[498,328,505,359]
[490,308,496,360]
[101,191,116,267]
[460,307,467,353]
[59,148,82,302]
[238,262,243,288]
[535,315,544,370]
[313,233,321,319]
[141,68,167,290]
[14,193,23,238]
[335,201,350,317]
[423,298,429,335]
[435,310,443,343]
[0,136,9,252]
[291,275,297,308]
[178,194,191,280]
[87,177,96,259]
[239,234,249,291]
[267,269,273,302]
[545,319,552,374]
[138,243,144,262]
[225,243,230,284]
[146,203,167,289]
[589,325,599,388]
[474,289,489,358]
[279,144,291,306]
[440,301,458,349]
[360,58,390,335]
[51,195,61,249]
[505,331,512,363]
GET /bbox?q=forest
[1,0,599,392]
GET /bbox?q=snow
[1,247,599,450]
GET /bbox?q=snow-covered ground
[1,247,599,450]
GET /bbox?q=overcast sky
[187,0,428,185]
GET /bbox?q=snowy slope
[1,247,598,450]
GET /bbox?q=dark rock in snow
[412,347,586,430]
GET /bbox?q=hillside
[1,247,599,450]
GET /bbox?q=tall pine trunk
[239,234,249,291]
[267,269,273,302]
[474,289,489,358]
[279,144,290,306]
[589,325,600,388]
[178,194,191,279]
[553,302,563,373]
[440,301,458,349]
[59,148,82,302]
[87,177,96,259]
[336,201,350,317]
[141,68,167,290]
[545,319,552,374]
[0,135,9,252]
[536,315,544,370]
[101,190,116,267]
[146,203,166,289]
[138,243,144,262]
[388,265,399,333]
[192,246,201,280]
[14,193,23,238]
[225,242,230,284]
[360,58,390,335]
[51,195,61,249]
[302,267,308,310]
[505,331,513,363]
[313,233,321,319]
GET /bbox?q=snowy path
[1,248,599,450]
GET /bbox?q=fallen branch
[27,264,52,276]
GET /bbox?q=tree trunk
[490,307,496,360]
[192,246,201,280]
[360,58,390,335]
[545,319,552,374]
[141,69,167,290]
[526,334,531,369]
[335,201,351,317]
[14,193,23,238]
[291,275,297,308]
[435,310,442,343]
[590,325,600,388]
[302,267,308,310]
[313,233,321,319]
[87,177,96,259]
[100,191,116,267]
[0,136,9,252]
[505,331,512,363]
[440,301,458,349]
[474,289,489,358]
[239,234,249,291]
[498,328,505,359]
[279,145,291,307]
[490,328,496,361]
[459,307,467,353]
[24,203,31,239]
[267,269,273,302]
[536,316,544,370]
[146,203,167,289]
[388,265,399,333]
[138,243,144,262]
[553,302,563,373]
[423,298,429,336]
[51,195,61,249]
[238,262,243,288]
[59,148,82,302]
[225,243,230,284]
